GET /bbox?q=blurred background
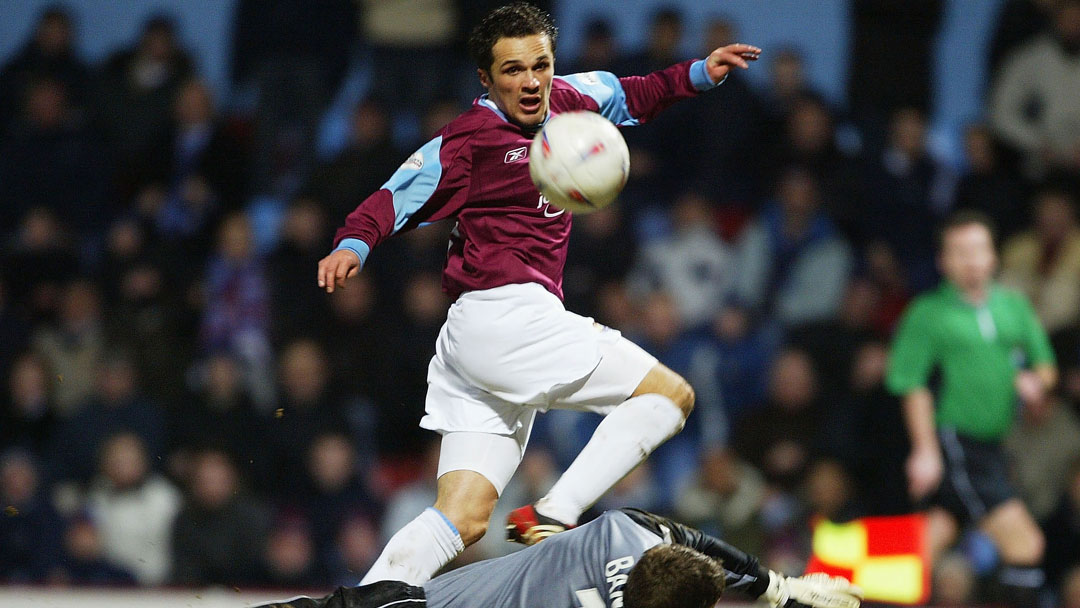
[2,0,1080,606]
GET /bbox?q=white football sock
[535,394,685,525]
[359,507,464,585]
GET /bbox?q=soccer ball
[529,111,630,214]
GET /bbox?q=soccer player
[255,508,862,608]
[886,211,1056,607]
[315,2,761,586]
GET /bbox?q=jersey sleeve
[558,59,719,127]
[332,129,474,266]
[1016,293,1056,367]
[886,299,937,396]
[618,508,771,599]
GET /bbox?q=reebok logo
[504,146,528,163]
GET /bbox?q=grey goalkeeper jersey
[422,509,770,608]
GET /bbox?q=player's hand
[905,445,943,501]
[317,249,361,293]
[1015,370,1047,408]
[764,572,863,608]
[705,43,761,84]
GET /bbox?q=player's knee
[670,378,694,418]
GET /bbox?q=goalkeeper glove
[763,571,863,608]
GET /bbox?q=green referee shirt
[886,281,1055,441]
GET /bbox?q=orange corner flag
[805,514,929,605]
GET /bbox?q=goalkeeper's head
[624,545,727,608]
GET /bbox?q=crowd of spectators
[3,1,1080,605]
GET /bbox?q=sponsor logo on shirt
[537,194,565,218]
[400,151,424,170]
[504,146,528,163]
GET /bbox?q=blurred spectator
[31,279,106,415]
[1064,565,1080,608]
[46,351,165,485]
[0,6,90,129]
[1,352,57,454]
[327,513,381,587]
[1001,189,1080,334]
[144,78,250,212]
[1005,395,1080,521]
[0,449,64,582]
[733,348,823,490]
[0,77,109,236]
[267,195,333,345]
[52,515,137,586]
[362,0,458,124]
[1,208,81,320]
[95,16,195,194]
[628,192,735,329]
[829,341,910,515]
[951,123,1031,241]
[171,448,270,586]
[309,98,400,222]
[767,96,862,240]
[166,353,264,484]
[266,339,349,495]
[675,447,766,557]
[258,516,321,587]
[990,0,1080,178]
[563,207,636,319]
[301,432,379,576]
[564,18,618,74]
[803,458,857,522]
[593,461,664,514]
[323,272,397,410]
[989,0,1059,75]
[619,7,683,76]
[787,279,880,398]
[0,279,30,381]
[199,212,274,407]
[760,48,815,131]
[859,107,953,290]
[707,306,781,423]
[734,167,854,327]
[85,433,182,585]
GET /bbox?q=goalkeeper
[254,508,861,608]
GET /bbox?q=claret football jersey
[333,60,721,300]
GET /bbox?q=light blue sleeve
[558,71,640,127]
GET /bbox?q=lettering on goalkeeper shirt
[605,556,635,608]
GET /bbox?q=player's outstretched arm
[317,249,361,294]
[763,572,863,608]
[703,43,761,84]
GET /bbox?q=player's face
[480,34,554,128]
[940,223,997,292]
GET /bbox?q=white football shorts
[420,282,658,493]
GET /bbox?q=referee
[887,210,1056,608]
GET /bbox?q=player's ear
[478,68,492,90]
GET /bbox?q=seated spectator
[47,352,165,485]
[990,0,1080,179]
[932,551,978,607]
[734,167,854,327]
[0,6,90,129]
[52,515,137,586]
[267,195,334,345]
[31,280,107,417]
[2,352,57,454]
[1005,394,1080,521]
[0,278,30,381]
[0,449,63,582]
[326,513,380,587]
[733,348,823,491]
[171,448,270,586]
[564,207,636,320]
[563,18,618,75]
[258,515,322,588]
[1001,189,1080,334]
[951,123,1030,242]
[675,447,766,557]
[628,192,736,329]
[1,207,80,322]
[85,433,182,585]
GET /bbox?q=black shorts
[256,580,426,608]
[927,427,1017,525]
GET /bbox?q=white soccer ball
[529,111,630,214]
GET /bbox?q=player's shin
[535,393,685,526]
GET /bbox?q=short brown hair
[467,2,558,72]
[937,209,997,250]
[624,545,727,608]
